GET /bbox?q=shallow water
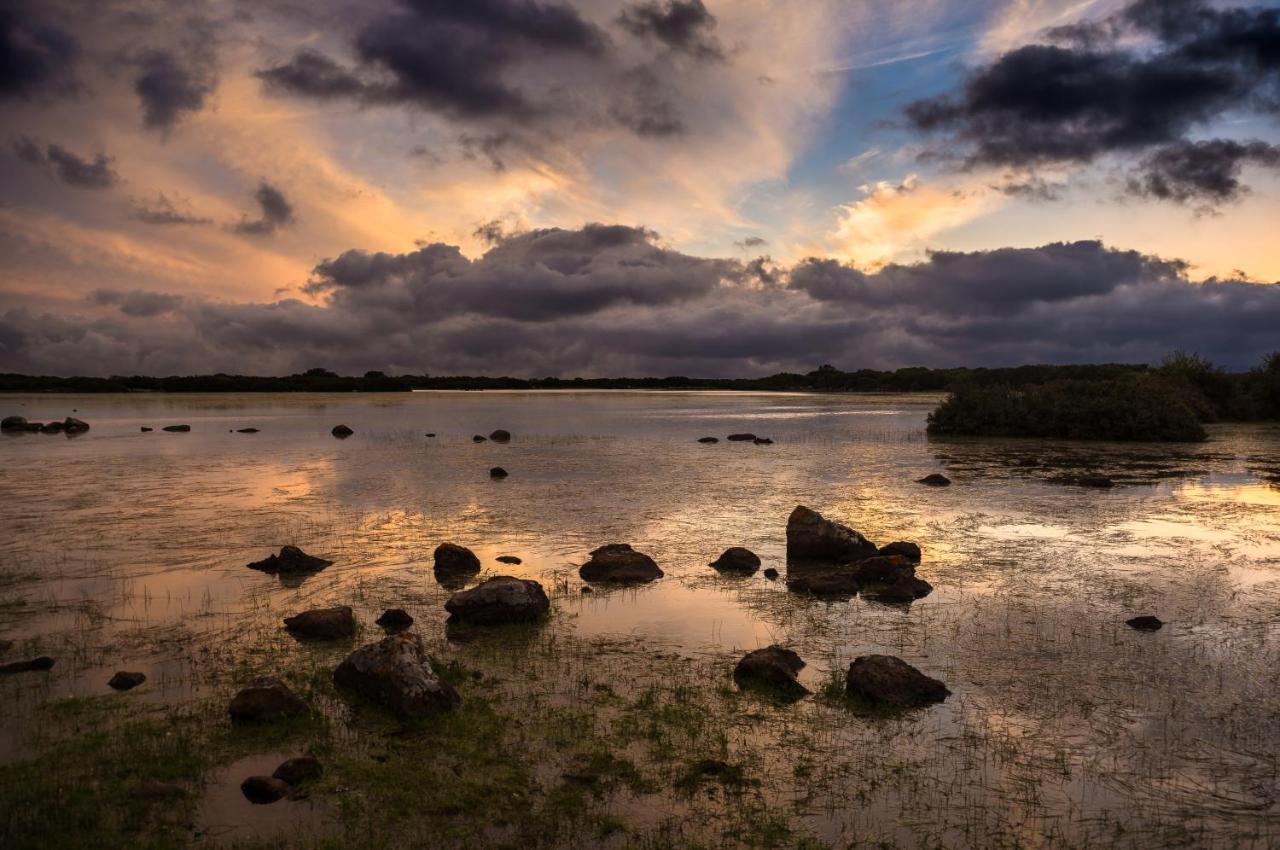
[1,390,1278,847]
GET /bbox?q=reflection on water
[1,391,1279,846]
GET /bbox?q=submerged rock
[1076,475,1115,488]
[709,547,761,574]
[489,466,508,479]
[331,424,353,438]
[733,645,809,698]
[162,424,191,432]
[0,656,55,675]
[762,568,779,580]
[786,505,878,564]
[140,427,153,432]
[697,436,719,443]
[228,676,308,723]
[108,671,146,691]
[41,421,64,433]
[333,632,462,718]
[753,437,773,445]
[917,473,951,487]
[236,428,260,433]
[376,608,414,631]
[284,606,355,640]
[1,415,32,431]
[241,775,291,804]
[63,417,89,433]
[247,546,333,576]
[1126,615,1164,631]
[878,541,922,562]
[472,434,487,442]
[425,433,436,438]
[489,429,511,442]
[273,756,323,786]
[433,542,481,581]
[496,555,522,565]
[850,555,915,585]
[726,433,757,442]
[867,575,933,603]
[786,572,859,596]
[845,655,949,708]
[445,576,550,625]
[579,543,663,583]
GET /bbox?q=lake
[1,390,1278,848]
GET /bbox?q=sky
[1,0,1279,377]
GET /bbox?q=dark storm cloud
[256,48,365,99]
[906,0,1280,191]
[618,0,724,61]
[133,48,216,131]
[12,138,119,189]
[0,6,79,99]
[1129,139,1280,203]
[3,226,1279,377]
[232,182,295,236]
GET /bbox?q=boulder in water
[237,428,260,433]
[709,547,761,574]
[726,433,757,442]
[850,555,915,585]
[108,671,146,691]
[489,429,511,442]
[917,473,951,486]
[376,608,414,631]
[1126,615,1163,631]
[445,576,550,624]
[0,656,55,675]
[786,571,859,596]
[786,505,878,563]
[733,645,808,698]
[63,417,89,433]
[433,542,480,579]
[845,655,949,708]
[762,567,779,580]
[579,544,663,583]
[878,541,922,562]
[472,434,487,442]
[247,546,333,576]
[753,437,773,445]
[331,424,353,438]
[489,467,508,479]
[496,555,522,565]
[1,415,32,432]
[333,632,461,718]
[228,677,308,723]
[162,424,191,432]
[867,575,933,603]
[284,606,355,640]
[697,436,719,443]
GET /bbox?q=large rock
[1,415,31,432]
[709,547,761,574]
[850,555,915,585]
[162,424,191,432]
[0,656,55,675]
[331,424,353,438]
[845,655,949,708]
[1126,615,1163,631]
[333,632,462,718]
[786,572,859,596]
[867,575,933,603]
[917,473,951,487]
[247,546,333,575]
[733,646,808,697]
[433,543,481,585]
[489,467,508,479]
[273,756,323,786]
[228,676,308,723]
[108,671,147,691]
[284,606,355,640]
[376,608,414,631]
[878,541,922,562]
[63,417,89,433]
[579,544,663,583]
[41,420,64,433]
[726,433,757,442]
[697,436,719,443]
[445,576,550,625]
[786,506,878,563]
[489,429,511,442]
[241,775,291,804]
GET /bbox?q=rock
[273,756,323,786]
[850,555,915,585]
[0,656,55,675]
[917,473,951,486]
[237,428,260,433]
[489,466,508,478]
[472,434,487,442]
[495,555,522,565]
[434,542,481,581]
[1126,615,1163,631]
[726,433,757,441]
[63,417,89,433]
[241,775,291,804]
[845,655,949,708]
[697,436,719,443]
[445,576,550,624]
[140,427,153,432]
[228,676,308,723]
[331,424,353,438]
[786,505,878,563]
[376,608,414,631]
[580,586,593,594]
[284,606,355,640]
[868,575,933,603]
[129,780,186,800]
[786,572,859,596]
[733,645,809,697]
[579,544,663,583]
[762,568,779,580]
[489,429,511,442]
[878,541,922,562]
[162,424,191,432]
[709,547,761,574]
[753,437,773,445]
[40,421,65,433]
[247,546,333,576]
[108,671,146,691]
[2,415,30,431]
[425,433,436,437]
[333,632,462,718]
[1076,475,1114,488]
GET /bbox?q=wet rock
[140,426,153,432]
[867,575,933,603]
[433,543,481,584]
[241,775,291,804]
[579,543,663,584]
[247,546,333,576]
[284,606,355,640]
[236,428,260,433]
[129,780,186,800]
[1,415,31,431]
[697,436,719,443]
[786,572,859,596]
[496,555,522,565]
[472,434,487,442]
[333,632,462,718]
[63,417,89,433]
[850,555,915,585]
[762,568,779,580]
[489,429,511,442]
[709,547,761,574]
[878,541,922,562]
[726,433,757,441]
[445,576,550,625]
[41,420,64,433]
[425,432,436,437]
[917,473,951,486]
[0,656,55,675]
[489,466,508,479]
[786,505,878,563]
[273,756,323,786]
[753,437,773,445]
[108,671,146,691]
[228,676,308,723]
[845,655,949,708]
[1126,615,1163,631]
[376,608,414,631]
[331,424,353,438]
[162,424,191,432]
[733,645,809,697]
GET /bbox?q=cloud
[0,6,78,99]
[619,0,724,61]
[1129,139,1280,205]
[131,194,212,226]
[907,0,1280,199]
[3,225,1279,377]
[13,137,119,189]
[133,48,216,132]
[232,182,295,236]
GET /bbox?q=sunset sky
[2,0,1279,376]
